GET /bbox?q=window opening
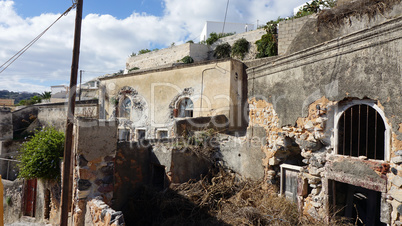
[177,98,193,118]
[337,104,385,160]
[119,97,132,118]
[157,130,168,139]
[137,129,146,140]
[118,129,130,141]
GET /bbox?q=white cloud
[0,0,306,92]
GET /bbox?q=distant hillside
[0,90,40,103]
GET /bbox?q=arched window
[337,104,386,160]
[177,98,193,118]
[119,97,132,118]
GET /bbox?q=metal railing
[0,158,20,181]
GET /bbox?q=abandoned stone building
[99,58,247,141]
[0,0,401,225]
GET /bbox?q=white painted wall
[200,21,254,42]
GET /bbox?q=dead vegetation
[123,168,352,225]
[317,0,402,28]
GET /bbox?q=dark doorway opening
[44,189,51,220]
[329,180,385,226]
[152,164,166,191]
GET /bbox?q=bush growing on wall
[17,127,65,180]
[214,43,231,59]
[231,38,249,60]
[206,32,236,45]
[255,21,279,58]
[181,56,194,64]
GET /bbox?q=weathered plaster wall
[3,179,24,224]
[284,2,402,55]
[217,126,266,180]
[246,12,402,224]
[0,107,13,140]
[37,100,98,131]
[35,179,61,225]
[125,43,210,72]
[100,59,245,140]
[12,105,39,138]
[72,119,118,226]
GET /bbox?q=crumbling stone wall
[72,119,118,226]
[246,11,402,224]
[87,197,124,226]
[0,107,13,141]
[3,179,24,224]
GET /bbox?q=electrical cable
[0,3,77,74]
[222,0,230,34]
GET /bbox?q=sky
[0,0,307,93]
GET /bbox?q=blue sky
[13,0,165,19]
[0,0,307,92]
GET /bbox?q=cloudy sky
[0,0,306,92]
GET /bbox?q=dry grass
[123,168,352,225]
[317,0,402,28]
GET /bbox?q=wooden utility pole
[60,0,83,225]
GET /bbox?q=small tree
[214,43,231,59]
[231,38,250,60]
[255,22,279,58]
[18,127,65,180]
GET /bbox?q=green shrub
[138,49,151,55]
[128,67,140,72]
[255,22,279,58]
[206,32,235,45]
[295,0,337,18]
[231,38,249,60]
[181,56,194,64]
[186,40,194,44]
[214,43,231,59]
[17,127,65,180]
[206,32,219,45]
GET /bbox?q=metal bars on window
[337,104,385,160]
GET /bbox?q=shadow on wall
[113,140,216,225]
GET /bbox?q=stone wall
[72,118,118,226]
[0,107,13,140]
[282,2,402,55]
[125,43,210,72]
[211,29,267,61]
[86,197,124,226]
[3,179,24,224]
[37,100,98,131]
[246,11,402,224]
[278,16,311,55]
[12,105,39,138]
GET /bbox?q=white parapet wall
[125,43,210,73]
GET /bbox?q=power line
[222,0,230,34]
[0,3,77,74]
